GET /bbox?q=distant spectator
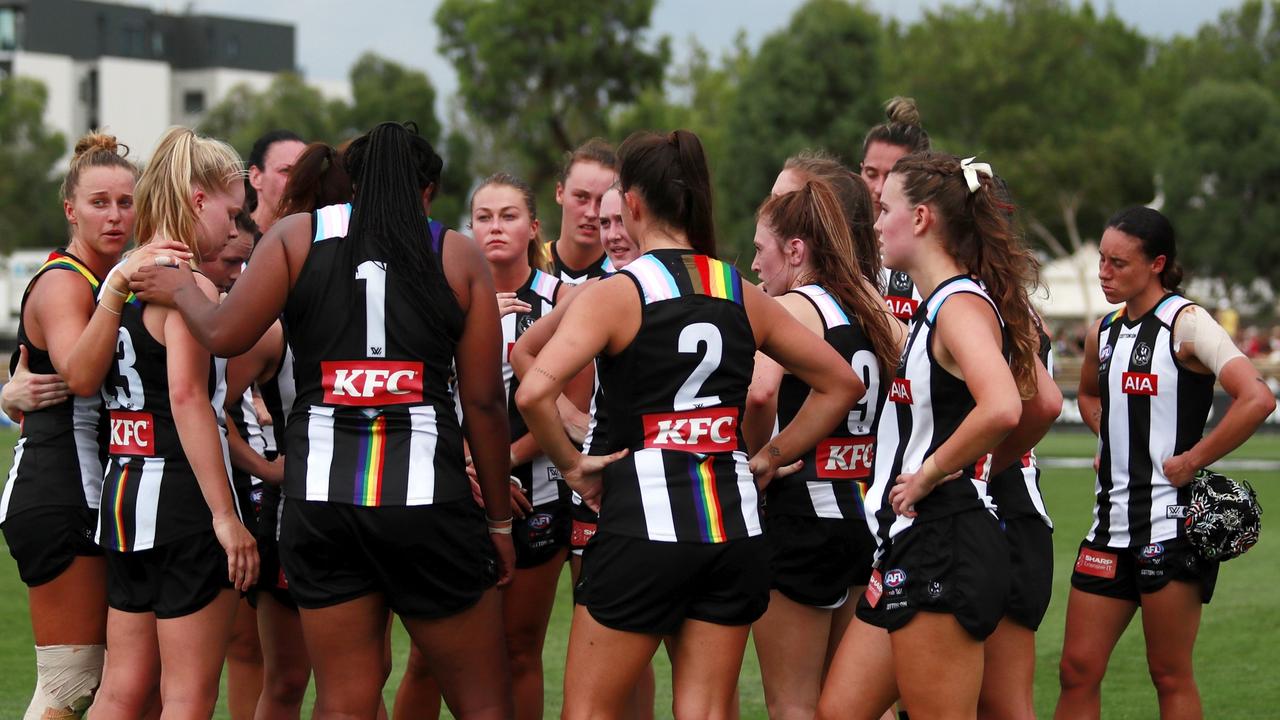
[1241,326,1264,358]
[1270,325,1280,361]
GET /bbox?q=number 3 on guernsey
[356,261,387,358]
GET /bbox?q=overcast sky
[157,0,1243,104]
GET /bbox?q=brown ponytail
[277,142,353,219]
[782,150,881,288]
[758,180,899,380]
[618,129,717,257]
[892,152,1041,398]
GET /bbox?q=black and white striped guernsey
[768,284,880,520]
[1088,294,1214,548]
[1,251,107,523]
[97,294,232,552]
[880,268,921,322]
[984,326,1054,528]
[502,268,565,506]
[549,240,613,286]
[283,203,467,507]
[866,276,1004,554]
[596,250,759,543]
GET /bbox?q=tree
[718,0,885,257]
[198,73,342,156]
[342,52,441,141]
[0,77,67,251]
[195,55,473,231]
[1161,81,1280,285]
[433,129,475,230]
[1145,0,1280,130]
[612,36,751,261]
[886,0,1156,258]
[435,0,670,199]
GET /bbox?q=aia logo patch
[323,360,424,406]
[110,411,155,457]
[885,296,919,320]
[1074,548,1118,579]
[642,408,739,453]
[889,377,913,404]
[816,437,873,479]
[1121,372,1158,396]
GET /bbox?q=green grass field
[0,428,1275,718]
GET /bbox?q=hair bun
[884,97,921,127]
[74,131,126,160]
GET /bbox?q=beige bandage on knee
[22,645,104,720]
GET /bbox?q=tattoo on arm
[533,367,559,382]
[767,445,781,458]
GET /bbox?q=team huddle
[1,97,1273,720]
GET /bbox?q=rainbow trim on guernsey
[354,415,387,505]
[111,464,129,551]
[684,255,743,304]
[39,256,101,290]
[689,455,727,543]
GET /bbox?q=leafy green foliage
[885,0,1155,256]
[198,73,342,156]
[718,0,884,256]
[1162,81,1280,284]
[435,0,669,196]
[0,77,67,251]
[343,52,441,142]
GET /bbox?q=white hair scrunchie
[960,156,993,193]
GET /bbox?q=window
[0,8,22,52]
[225,35,239,60]
[183,90,205,115]
[151,31,164,56]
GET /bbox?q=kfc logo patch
[1121,372,1158,396]
[816,437,874,480]
[1075,548,1118,579]
[110,411,155,456]
[323,361,424,406]
[889,377,913,404]
[643,408,739,453]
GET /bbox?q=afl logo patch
[1099,344,1113,364]
[1141,543,1164,558]
[891,272,912,292]
[527,513,553,530]
[1133,342,1152,367]
[884,568,907,588]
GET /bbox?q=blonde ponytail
[134,126,244,263]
